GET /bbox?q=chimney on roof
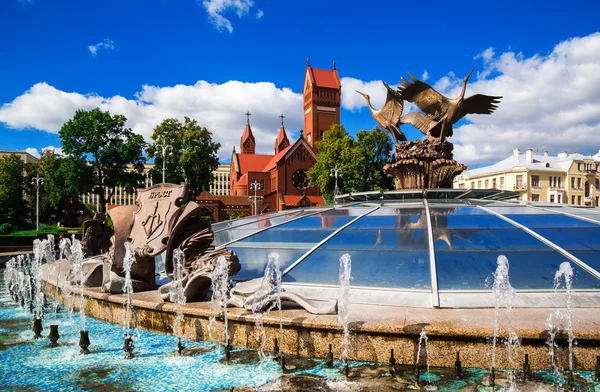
[526,149,533,163]
[544,151,548,156]
[513,148,520,156]
[558,151,568,159]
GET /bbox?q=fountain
[209,255,231,360]
[415,331,430,385]
[170,248,186,355]
[58,237,75,325]
[122,241,136,358]
[69,239,91,353]
[252,252,283,361]
[490,255,520,388]
[338,253,351,377]
[30,239,45,338]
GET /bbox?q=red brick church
[198,60,341,221]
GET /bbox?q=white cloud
[421,70,429,81]
[88,39,115,56]
[25,147,40,158]
[24,146,63,159]
[343,33,600,166]
[0,81,303,160]
[201,0,256,33]
[256,9,264,19]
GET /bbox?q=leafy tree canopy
[59,108,146,212]
[0,154,28,226]
[356,126,394,191]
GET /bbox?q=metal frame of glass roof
[213,198,600,308]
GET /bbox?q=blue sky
[1,0,600,167]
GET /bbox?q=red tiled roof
[308,67,341,89]
[236,154,274,174]
[306,195,325,205]
[196,190,218,201]
[237,173,248,186]
[241,123,254,143]
[282,195,303,205]
[262,145,291,172]
[217,195,252,206]
[275,125,289,147]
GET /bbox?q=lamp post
[32,175,44,231]
[330,166,341,204]
[155,144,173,183]
[249,180,263,215]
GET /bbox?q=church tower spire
[240,111,255,154]
[275,114,290,154]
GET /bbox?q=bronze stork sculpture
[356,82,407,144]
[398,68,501,142]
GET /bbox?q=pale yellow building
[209,164,231,196]
[0,150,39,164]
[453,148,600,206]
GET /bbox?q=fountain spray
[252,252,282,362]
[122,241,136,358]
[170,248,187,355]
[209,255,230,361]
[415,331,430,385]
[338,253,351,377]
[553,261,575,385]
[490,255,519,388]
[31,240,45,339]
[69,239,91,353]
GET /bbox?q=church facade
[197,61,342,220]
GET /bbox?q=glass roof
[212,198,600,307]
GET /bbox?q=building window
[597,196,599,206]
[500,177,504,188]
[578,163,581,171]
[531,175,539,187]
[571,177,575,189]
[485,179,489,189]
[596,179,599,189]
[492,178,497,189]
[531,194,540,202]
[260,179,265,190]
[458,183,465,189]
[516,175,523,187]
[577,178,581,189]
[477,180,482,188]
[578,196,582,205]
[471,181,475,189]
[571,195,575,204]
[558,177,561,188]
[558,195,561,203]
[550,195,555,203]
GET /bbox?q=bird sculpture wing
[398,73,449,121]
[380,81,404,126]
[400,112,440,136]
[456,94,502,121]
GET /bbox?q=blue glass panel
[350,208,425,229]
[241,229,336,246]
[573,214,600,223]
[433,228,551,251]
[435,250,600,290]
[485,206,550,215]
[566,251,600,274]
[430,214,514,229]
[322,229,429,251]
[505,214,599,228]
[282,250,431,289]
[212,211,286,232]
[534,228,600,250]
[429,207,490,215]
[228,248,308,281]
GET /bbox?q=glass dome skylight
[211,191,600,309]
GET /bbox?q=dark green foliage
[59,108,147,213]
[0,223,15,234]
[0,154,28,226]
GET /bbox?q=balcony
[513,185,528,192]
[548,186,565,192]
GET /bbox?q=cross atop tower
[279,113,285,126]
[245,111,251,124]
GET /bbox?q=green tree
[307,124,362,202]
[59,108,147,213]
[356,127,394,191]
[147,117,220,198]
[0,154,28,226]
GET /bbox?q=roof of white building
[462,150,600,180]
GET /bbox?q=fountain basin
[41,260,600,372]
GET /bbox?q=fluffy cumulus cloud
[201,0,258,33]
[339,32,600,166]
[0,81,302,160]
[24,146,63,158]
[88,39,115,56]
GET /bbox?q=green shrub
[0,223,15,234]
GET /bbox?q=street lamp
[155,144,173,183]
[330,165,341,204]
[249,180,263,215]
[32,175,44,231]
